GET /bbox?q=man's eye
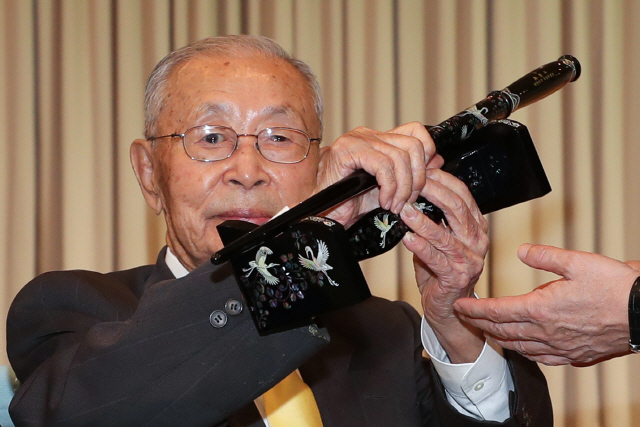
[268,134,292,144]
[204,133,225,144]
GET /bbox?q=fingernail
[403,231,417,243]
[401,202,417,219]
[517,243,532,260]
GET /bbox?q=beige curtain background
[1,0,639,425]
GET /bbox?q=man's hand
[317,122,442,226]
[400,168,489,363]
[454,244,639,366]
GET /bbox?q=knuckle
[423,140,436,157]
[538,356,562,366]
[352,126,372,133]
[425,167,441,179]
[478,233,490,254]
[397,149,412,167]
[478,215,489,233]
[486,306,503,321]
[450,196,466,212]
[525,302,550,323]
[513,340,529,354]
[533,245,552,264]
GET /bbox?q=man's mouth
[218,210,274,225]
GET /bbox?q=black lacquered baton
[429,54,580,158]
[211,55,580,264]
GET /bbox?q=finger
[389,121,437,164]
[487,337,574,366]
[402,205,484,290]
[409,176,488,254]
[388,122,439,206]
[625,260,640,271]
[401,225,452,278]
[488,336,555,356]
[457,313,548,343]
[401,203,467,263]
[328,127,428,213]
[423,169,486,232]
[517,243,587,279]
[426,154,444,169]
[319,130,400,210]
[529,355,574,366]
[324,124,436,213]
[453,295,535,323]
[366,132,424,213]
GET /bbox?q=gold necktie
[263,371,324,427]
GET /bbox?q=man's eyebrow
[192,103,308,130]
[259,105,296,118]
[259,105,310,129]
[193,103,233,119]
[193,104,295,120]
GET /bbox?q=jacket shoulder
[11,264,156,311]
[7,264,156,381]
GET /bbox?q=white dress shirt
[165,248,514,422]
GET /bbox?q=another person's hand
[400,168,489,363]
[316,122,443,226]
[454,244,640,366]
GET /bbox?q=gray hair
[144,35,323,140]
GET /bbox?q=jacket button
[225,299,243,315]
[210,310,228,328]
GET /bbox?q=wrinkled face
[151,54,320,270]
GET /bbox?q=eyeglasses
[149,125,321,164]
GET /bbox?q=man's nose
[221,137,270,189]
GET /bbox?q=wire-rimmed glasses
[149,125,321,164]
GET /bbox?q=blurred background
[1,1,640,425]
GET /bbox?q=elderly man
[7,35,551,426]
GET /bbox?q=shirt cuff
[421,316,514,421]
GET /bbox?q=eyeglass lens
[183,125,310,163]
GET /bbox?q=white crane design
[298,240,339,287]
[413,201,427,213]
[243,246,280,285]
[374,213,398,248]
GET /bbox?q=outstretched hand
[454,244,639,366]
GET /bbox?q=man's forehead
[158,54,318,132]
[193,102,302,122]
[172,53,294,82]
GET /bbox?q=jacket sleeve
[7,262,329,427]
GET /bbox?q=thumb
[517,243,571,277]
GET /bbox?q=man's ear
[130,139,164,215]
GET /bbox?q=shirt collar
[164,247,190,279]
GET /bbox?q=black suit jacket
[6,248,552,426]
